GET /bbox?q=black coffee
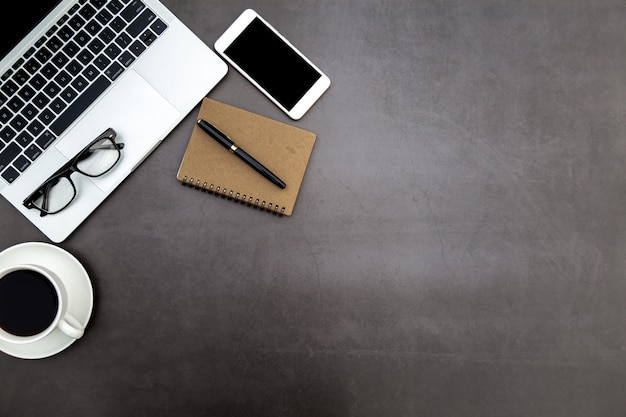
[0,269,59,337]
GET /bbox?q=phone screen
[223,18,322,111]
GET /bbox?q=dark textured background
[2,1,626,416]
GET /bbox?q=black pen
[196,119,286,189]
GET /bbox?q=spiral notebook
[176,98,316,216]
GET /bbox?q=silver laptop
[0,0,227,242]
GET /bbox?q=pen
[196,119,286,189]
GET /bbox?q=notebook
[176,98,316,216]
[0,0,228,242]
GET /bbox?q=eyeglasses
[23,128,124,217]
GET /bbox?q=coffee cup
[0,264,84,345]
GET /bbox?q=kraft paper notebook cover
[176,98,317,216]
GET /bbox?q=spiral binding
[181,176,285,216]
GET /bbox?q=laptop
[0,0,227,242]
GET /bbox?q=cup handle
[57,313,85,340]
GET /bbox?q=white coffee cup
[0,263,84,345]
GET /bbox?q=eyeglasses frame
[22,128,124,217]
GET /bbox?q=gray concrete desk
[1,1,625,416]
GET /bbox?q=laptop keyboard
[0,0,167,184]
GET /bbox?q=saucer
[0,242,93,359]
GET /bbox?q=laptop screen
[0,0,62,61]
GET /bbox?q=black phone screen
[224,18,321,111]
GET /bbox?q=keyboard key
[150,19,167,35]
[72,75,88,92]
[34,36,46,49]
[104,44,122,60]
[7,96,25,113]
[46,25,59,38]
[0,107,12,124]
[78,49,96,65]
[115,33,132,49]
[21,103,39,119]
[110,17,127,32]
[13,69,30,85]
[60,86,78,103]
[15,131,34,147]
[41,63,58,79]
[95,9,113,26]
[127,9,155,38]
[85,20,103,36]
[14,155,31,172]
[52,52,70,68]
[87,38,105,55]
[50,97,67,114]
[0,143,21,171]
[50,75,110,136]
[66,60,84,76]
[63,41,81,57]
[56,14,69,27]
[58,25,75,42]
[0,126,16,142]
[94,54,111,70]
[1,166,20,183]
[68,15,86,31]
[129,40,146,57]
[140,30,157,46]
[74,29,91,47]
[36,131,56,149]
[28,54,46,70]
[43,81,61,98]
[1,70,12,83]
[18,85,36,101]
[24,144,43,161]
[118,51,135,67]
[29,74,47,90]
[90,0,108,10]
[11,58,25,70]
[10,114,28,131]
[68,3,81,15]
[27,120,45,136]
[105,62,124,80]
[106,0,124,14]
[46,36,63,52]
[22,49,35,60]
[39,109,56,125]
[82,64,99,81]
[79,3,97,21]
[54,70,72,87]
[121,0,146,22]
[99,27,116,44]
[1,80,18,96]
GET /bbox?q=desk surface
[2,1,626,416]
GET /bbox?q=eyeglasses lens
[76,137,121,176]
[30,177,75,214]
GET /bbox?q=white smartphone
[214,9,331,120]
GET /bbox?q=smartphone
[214,9,331,120]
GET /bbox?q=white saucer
[0,242,94,359]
